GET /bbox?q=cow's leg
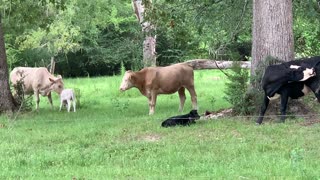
[148,92,157,115]
[34,91,40,111]
[47,92,53,109]
[186,86,198,110]
[178,87,186,112]
[279,92,289,123]
[256,95,270,124]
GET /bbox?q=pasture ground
[0,70,320,179]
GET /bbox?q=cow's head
[301,67,316,81]
[290,65,316,81]
[119,70,134,91]
[48,75,64,95]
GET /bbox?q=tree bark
[251,0,294,77]
[0,14,16,113]
[132,0,156,67]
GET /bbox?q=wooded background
[1,0,319,77]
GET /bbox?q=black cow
[257,56,320,124]
[161,110,200,127]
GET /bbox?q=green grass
[1,70,320,179]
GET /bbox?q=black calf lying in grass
[161,110,200,127]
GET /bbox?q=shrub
[224,62,252,115]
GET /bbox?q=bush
[12,77,33,112]
[224,62,253,115]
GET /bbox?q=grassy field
[1,70,320,179]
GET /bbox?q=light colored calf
[59,89,76,112]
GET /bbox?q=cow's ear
[49,78,55,83]
[129,73,133,80]
[56,75,62,79]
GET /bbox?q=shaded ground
[204,97,320,126]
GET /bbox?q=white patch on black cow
[290,65,300,69]
[300,68,316,81]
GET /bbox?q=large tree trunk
[132,0,156,67]
[0,14,16,113]
[251,0,294,77]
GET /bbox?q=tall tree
[251,0,294,77]
[132,0,156,67]
[0,14,16,113]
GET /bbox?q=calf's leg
[256,95,270,124]
[178,87,186,112]
[73,100,76,112]
[59,100,63,111]
[67,99,71,112]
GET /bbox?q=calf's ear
[56,75,62,79]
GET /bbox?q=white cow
[10,67,64,110]
[59,89,76,112]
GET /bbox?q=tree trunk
[132,0,156,67]
[251,0,294,77]
[49,57,55,74]
[0,14,16,113]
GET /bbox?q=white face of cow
[49,75,64,95]
[300,68,316,81]
[290,65,316,81]
[119,71,134,91]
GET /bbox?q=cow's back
[10,67,53,94]
[146,63,194,93]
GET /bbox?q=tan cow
[10,67,64,110]
[119,63,198,115]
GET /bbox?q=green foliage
[224,63,253,115]
[2,0,320,78]
[293,0,320,57]
[12,77,33,112]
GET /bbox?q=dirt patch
[261,99,319,124]
[137,134,161,142]
[203,108,233,119]
[203,98,320,126]
[300,119,320,126]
